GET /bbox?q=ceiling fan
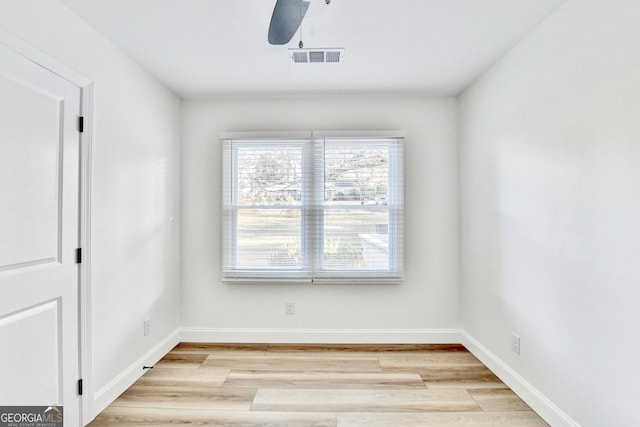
[268,0,330,45]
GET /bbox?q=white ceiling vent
[290,48,345,63]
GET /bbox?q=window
[222,131,404,283]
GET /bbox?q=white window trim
[221,130,404,284]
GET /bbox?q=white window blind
[222,131,404,283]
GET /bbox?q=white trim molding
[219,130,405,141]
[180,328,461,344]
[461,331,580,427]
[79,82,94,426]
[0,26,91,87]
[92,329,180,420]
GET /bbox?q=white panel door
[0,41,81,425]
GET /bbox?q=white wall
[0,0,182,417]
[459,1,640,425]
[181,96,459,341]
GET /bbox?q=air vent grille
[326,51,341,63]
[292,51,308,63]
[309,51,324,62]
[289,48,345,63]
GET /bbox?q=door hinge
[78,116,84,133]
[75,248,82,264]
[78,379,83,396]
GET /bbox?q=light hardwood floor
[89,343,549,426]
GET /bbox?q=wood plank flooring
[89,343,549,426]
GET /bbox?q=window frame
[222,131,404,284]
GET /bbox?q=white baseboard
[180,327,462,344]
[461,331,579,427]
[92,328,180,419]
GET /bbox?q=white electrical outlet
[285,301,295,315]
[144,318,152,336]
[511,333,521,355]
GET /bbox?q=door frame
[0,28,94,425]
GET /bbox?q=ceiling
[59,0,566,98]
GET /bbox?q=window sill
[222,276,404,285]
